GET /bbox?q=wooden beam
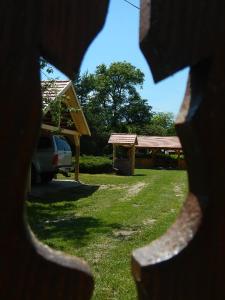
[74,135,80,181]
[65,87,91,136]
[41,123,80,136]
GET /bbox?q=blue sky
[51,0,189,116]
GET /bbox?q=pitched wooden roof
[41,80,90,136]
[137,136,182,149]
[42,80,69,103]
[108,133,137,146]
[108,134,182,149]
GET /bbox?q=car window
[55,136,71,151]
[63,140,71,151]
[37,136,52,149]
[55,137,62,150]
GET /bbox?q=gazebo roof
[108,133,138,146]
[136,136,182,149]
[108,133,182,149]
[41,80,90,136]
[42,80,69,103]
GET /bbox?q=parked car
[32,134,73,183]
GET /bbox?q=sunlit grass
[27,169,187,300]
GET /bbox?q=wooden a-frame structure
[41,80,91,181]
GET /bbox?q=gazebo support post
[151,148,157,167]
[74,135,80,182]
[131,145,135,175]
[112,144,116,168]
[177,149,181,169]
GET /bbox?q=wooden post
[74,135,80,182]
[177,149,181,169]
[131,145,135,176]
[151,148,157,167]
[127,147,131,174]
[112,144,116,168]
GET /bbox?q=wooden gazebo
[136,135,183,169]
[108,133,137,175]
[108,134,183,175]
[41,80,91,181]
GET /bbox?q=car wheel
[41,172,54,183]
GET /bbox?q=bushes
[79,155,113,174]
[77,153,184,174]
[154,153,178,168]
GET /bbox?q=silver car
[32,134,73,183]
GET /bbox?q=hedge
[79,155,113,174]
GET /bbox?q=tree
[146,112,176,136]
[74,62,153,154]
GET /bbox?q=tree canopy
[144,112,176,136]
[74,62,153,154]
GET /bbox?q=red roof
[137,136,182,149]
[108,134,182,149]
[108,133,137,145]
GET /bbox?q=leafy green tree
[74,62,153,154]
[146,112,176,136]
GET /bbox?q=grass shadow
[29,214,122,248]
[150,167,185,171]
[133,174,147,177]
[29,180,99,203]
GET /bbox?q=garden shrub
[79,155,113,173]
[154,153,178,168]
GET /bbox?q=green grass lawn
[27,169,187,300]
